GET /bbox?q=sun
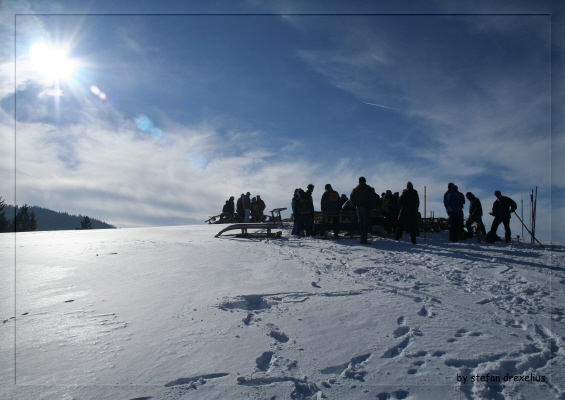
[29,42,76,83]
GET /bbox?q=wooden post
[424,186,427,241]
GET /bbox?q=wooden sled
[268,208,287,227]
[214,223,282,238]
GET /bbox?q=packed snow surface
[1,225,564,399]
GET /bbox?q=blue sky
[0,0,563,242]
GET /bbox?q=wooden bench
[214,223,282,238]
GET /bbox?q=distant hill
[3,205,116,231]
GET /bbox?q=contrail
[364,102,399,111]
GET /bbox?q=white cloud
[294,16,552,189]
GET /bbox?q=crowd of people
[220,192,267,223]
[218,178,518,245]
[290,178,421,244]
[443,182,517,244]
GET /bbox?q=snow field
[1,224,564,399]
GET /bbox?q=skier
[487,191,517,243]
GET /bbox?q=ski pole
[513,212,544,248]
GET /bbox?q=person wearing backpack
[321,184,341,238]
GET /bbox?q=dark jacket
[468,197,483,217]
[257,198,266,214]
[492,196,517,218]
[291,194,299,215]
[321,190,341,212]
[444,189,461,213]
[457,191,465,210]
[398,188,420,220]
[350,183,375,209]
[305,190,314,213]
[223,199,235,214]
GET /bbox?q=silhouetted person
[304,184,315,236]
[465,192,486,237]
[443,183,462,242]
[350,177,375,244]
[488,190,517,243]
[395,182,420,244]
[236,194,245,221]
[321,184,341,238]
[243,192,251,222]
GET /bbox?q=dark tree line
[0,197,93,232]
[0,197,9,232]
[0,198,38,232]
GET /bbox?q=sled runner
[214,223,282,238]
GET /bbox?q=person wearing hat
[350,177,375,244]
[321,184,341,238]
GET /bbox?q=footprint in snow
[256,351,275,371]
[454,328,482,338]
[377,390,410,400]
[269,330,290,343]
[417,305,433,317]
[393,326,410,338]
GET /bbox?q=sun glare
[29,42,76,82]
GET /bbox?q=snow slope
[1,225,564,399]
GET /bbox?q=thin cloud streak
[364,102,399,111]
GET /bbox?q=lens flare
[135,115,154,132]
